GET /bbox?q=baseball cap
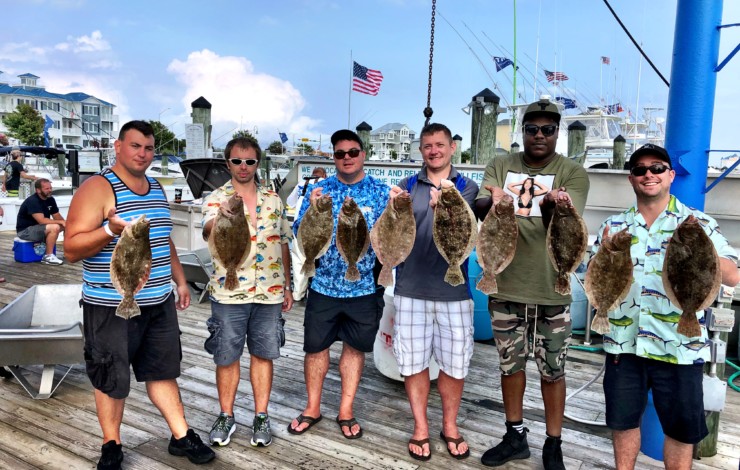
[628,144,671,169]
[330,129,363,150]
[522,99,561,124]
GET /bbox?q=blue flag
[279,132,288,144]
[493,56,514,72]
[44,114,54,147]
[555,96,577,110]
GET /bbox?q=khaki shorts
[490,300,572,381]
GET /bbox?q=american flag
[352,61,384,96]
[601,56,611,65]
[544,70,569,82]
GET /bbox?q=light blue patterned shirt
[592,195,738,365]
[293,174,389,298]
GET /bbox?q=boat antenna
[423,0,436,127]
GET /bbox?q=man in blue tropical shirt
[593,144,739,470]
[289,129,389,440]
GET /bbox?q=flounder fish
[585,228,633,334]
[111,215,151,319]
[546,198,588,295]
[297,194,333,277]
[369,191,416,287]
[336,196,370,281]
[208,193,251,290]
[476,193,518,294]
[433,179,477,286]
[662,215,721,337]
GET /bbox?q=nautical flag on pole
[604,103,624,114]
[555,96,577,110]
[544,70,569,82]
[352,61,384,96]
[601,56,611,65]
[279,132,288,144]
[43,114,54,147]
[493,56,515,72]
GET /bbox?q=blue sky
[1,0,739,166]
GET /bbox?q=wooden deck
[0,232,738,469]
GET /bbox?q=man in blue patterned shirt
[592,144,739,469]
[289,129,389,439]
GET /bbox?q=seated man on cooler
[16,178,65,265]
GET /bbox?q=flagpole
[512,0,517,112]
[600,59,603,104]
[348,50,353,128]
[532,0,541,102]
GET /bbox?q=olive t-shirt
[476,152,590,305]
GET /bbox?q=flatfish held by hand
[546,198,588,295]
[585,228,634,334]
[297,194,333,277]
[370,191,416,287]
[476,194,518,294]
[111,215,152,319]
[662,215,721,337]
[433,179,477,286]
[337,196,370,281]
[208,193,251,291]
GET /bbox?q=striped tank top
[82,169,174,307]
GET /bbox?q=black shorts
[603,353,708,444]
[82,294,182,399]
[303,289,383,353]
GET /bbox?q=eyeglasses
[228,158,258,166]
[333,148,362,159]
[630,163,670,177]
[523,124,558,137]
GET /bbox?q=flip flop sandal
[408,437,432,461]
[440,430,471,460]
[336,416,363,439]
[287,414,323,435]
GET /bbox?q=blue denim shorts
[603,353,708,444]
[205,301,285,365]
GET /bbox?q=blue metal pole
[664,0,723,210]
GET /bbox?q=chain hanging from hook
[423,0,436,127]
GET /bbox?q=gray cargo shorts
[490,300,572,382]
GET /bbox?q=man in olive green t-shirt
[474,99,590,470]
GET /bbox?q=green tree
[296,143,314,155]
[232,129,259,146]
[266,140,284,154]
[148,120,178,154]
[390,150,398,160]
[461,148,472,164]
[2,104,44,145]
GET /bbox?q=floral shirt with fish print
[293,174,389,298]
[592,195,737,364]
[203,181,292,304]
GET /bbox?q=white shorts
[392,295,474,379]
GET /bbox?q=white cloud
[167,49,321,143]
[0,42,49,63]
[55,30,111,54]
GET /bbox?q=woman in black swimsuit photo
[507,177,549,216]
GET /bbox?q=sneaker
[41,254,63,265]
[209,412,236,446]
[97,440,123,470]
[251,413,272,447]
[168,429,216,464]
[481,422,530,467]
[542,435,566,470]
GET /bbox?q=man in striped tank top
[64,121,215,469]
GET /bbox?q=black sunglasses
[333,148,362,159]
[229,158,258,166]
[523,124,558,137]
[630,163,670,177]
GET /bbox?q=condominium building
[369,123,416,161]
[0,72,118,148]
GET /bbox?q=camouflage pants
[490,300,572,382]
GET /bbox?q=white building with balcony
[0,72,118,148]
[369,123,416,161]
